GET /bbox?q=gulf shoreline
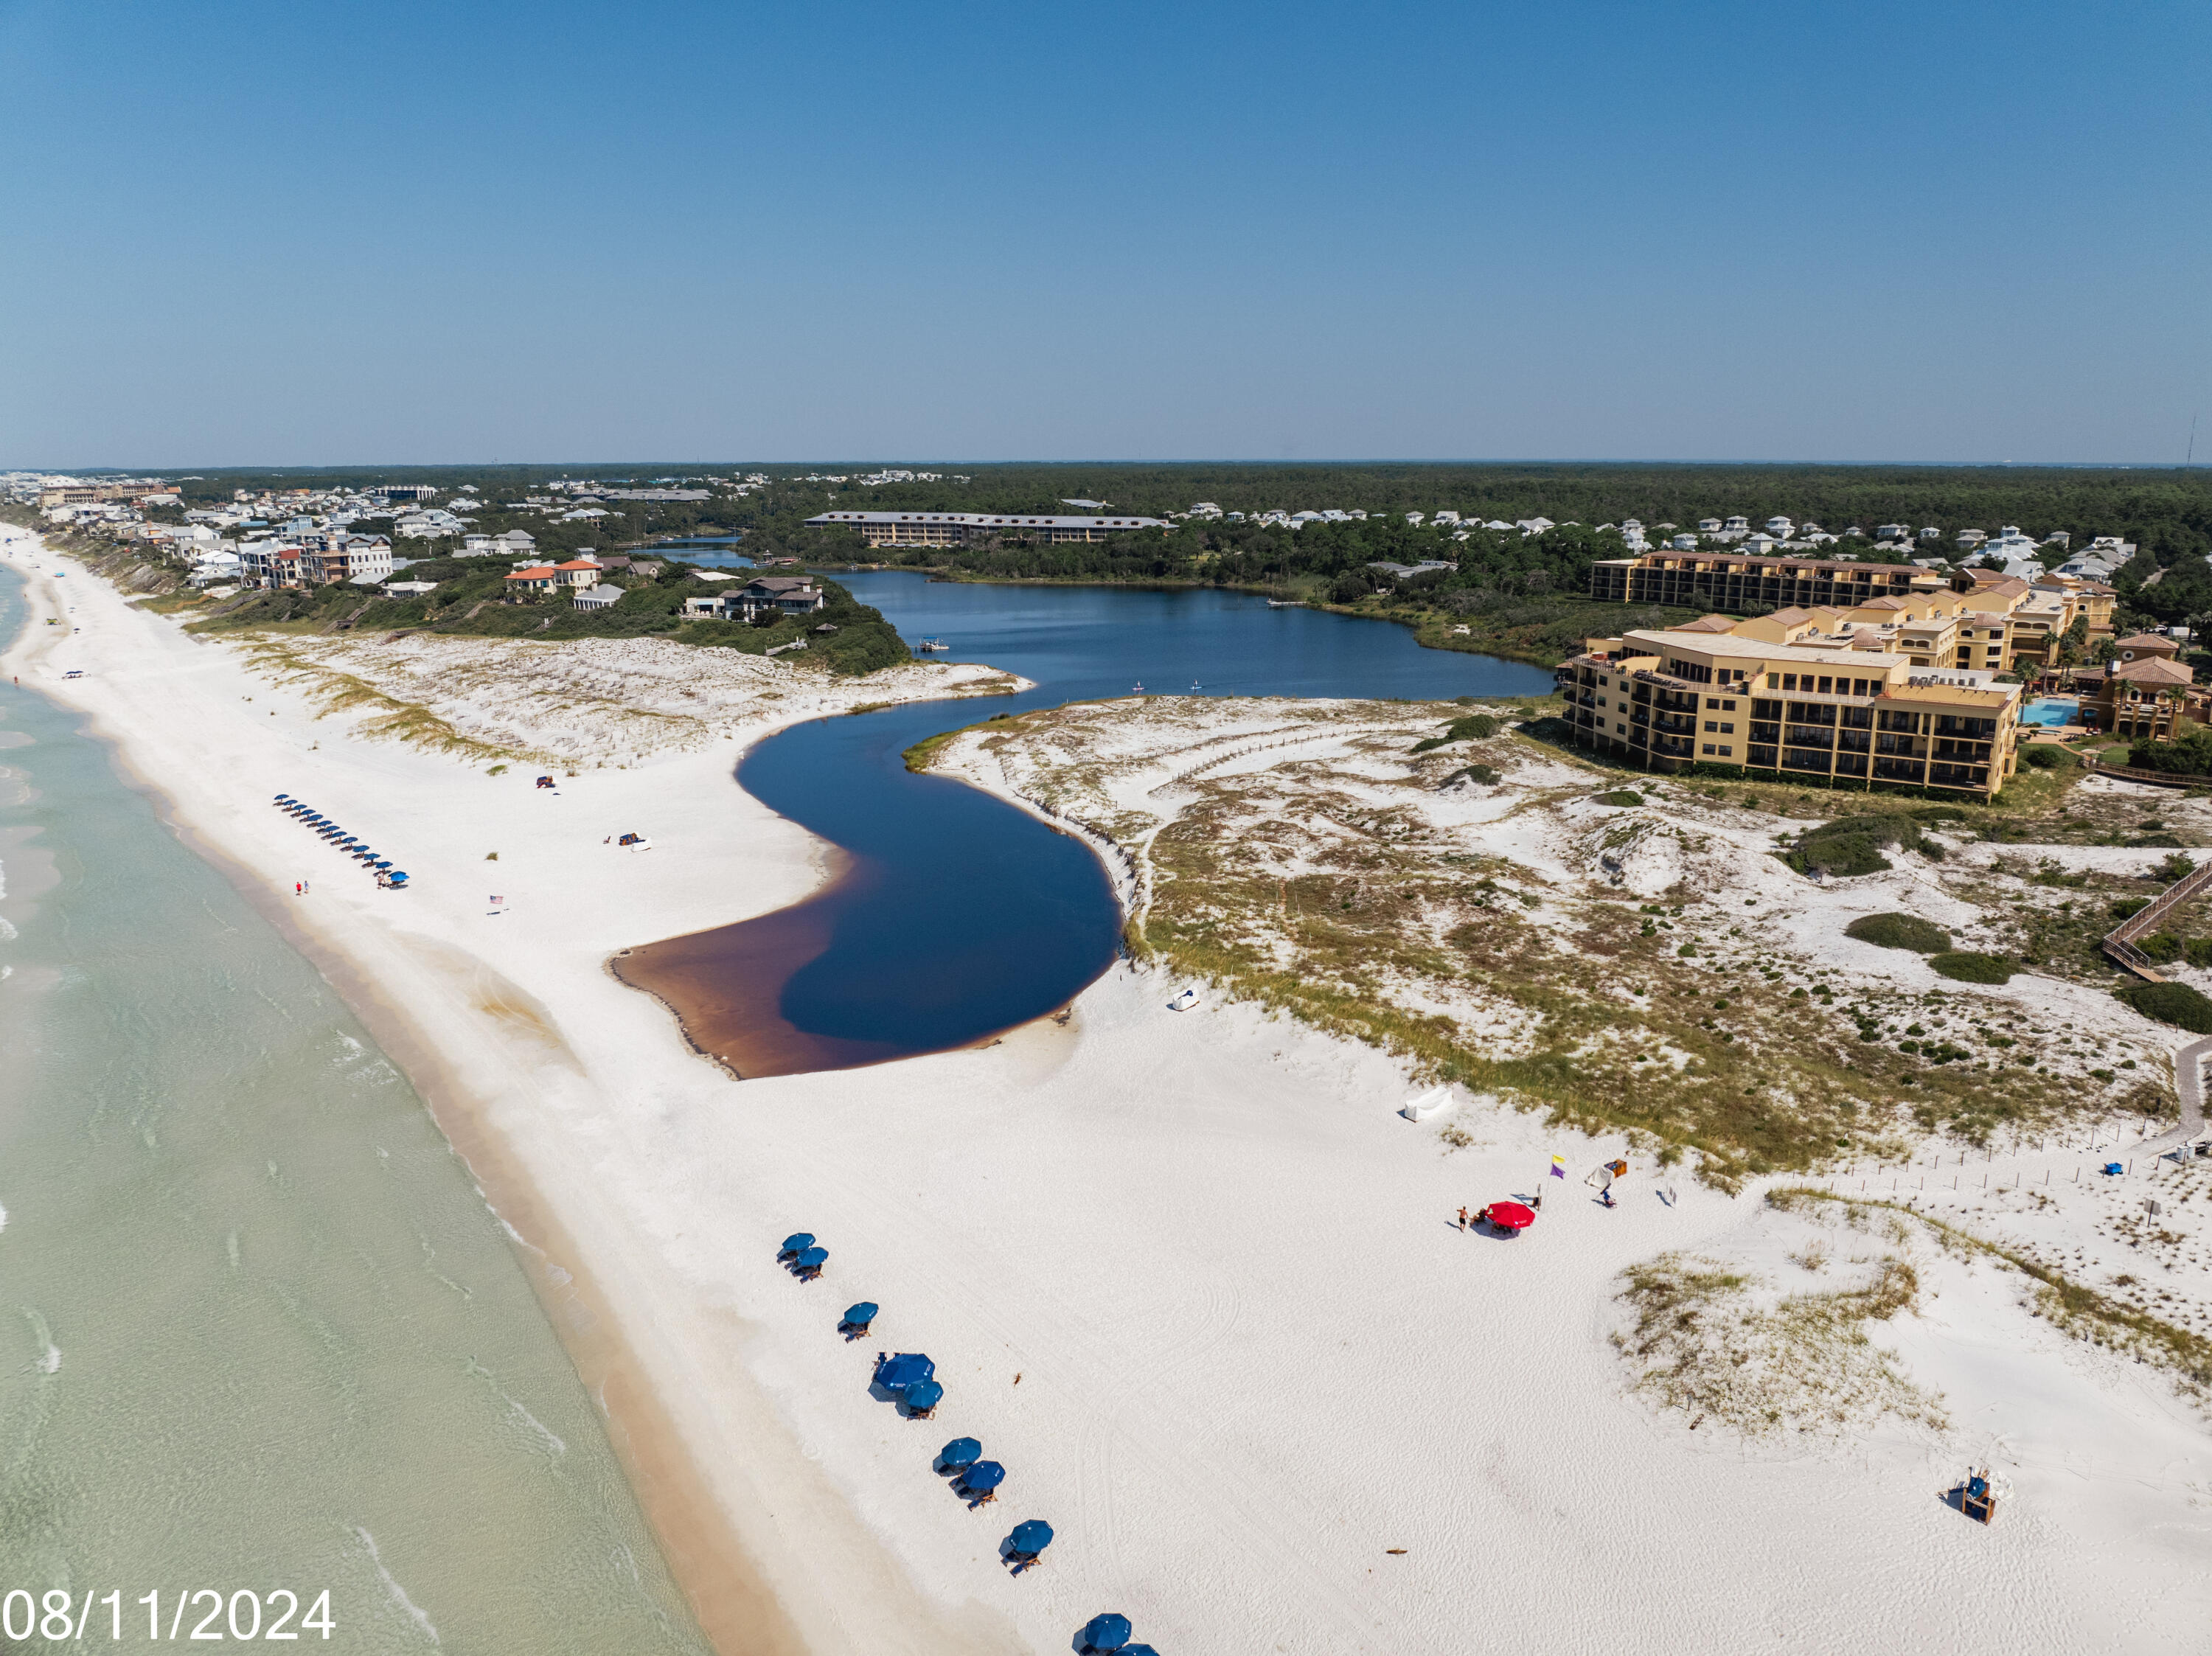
[0,532,1033,1655]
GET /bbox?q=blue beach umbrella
[1007,1520,1053,1556]
[959,1460,1004,1493]
[877,1352,934,1390]
[274,794,289,803]
[937,1437,981,1472]
[1079,1612,1133,1651]
[841,1301,878,1328]
[901,1379,944,1412]
[795,1246,828,1270]
[779,1232,815,1256]
[372,860,392,870]
[1119,1646,1160,1656]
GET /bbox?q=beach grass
[1766,1187,2212,1408]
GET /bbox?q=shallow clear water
[0,568,710,1653]
[627,574,1557,1071]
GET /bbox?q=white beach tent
[1400,1085,1454,1122]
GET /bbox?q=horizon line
[12,458,2212,474]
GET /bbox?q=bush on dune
[1845,913,1952,953]
[1788,814,1935,878]
[2117,981,2212,1033]
[1927,950,2016,984]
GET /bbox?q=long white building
[804,510,1165,546]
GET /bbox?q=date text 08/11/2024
[2,1588,333,1642]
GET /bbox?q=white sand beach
[7,527,2211,1656]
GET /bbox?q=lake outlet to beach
[617,573,1555,1075]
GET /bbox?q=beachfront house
[309,534,393,585]
[571,584,624,610]
[472,529,536,559]
[553,558,603,589]
[683,577,826,622]
[504,565,560,595]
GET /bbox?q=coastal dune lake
[0,570,712,1654]
[614,576,1554,1076]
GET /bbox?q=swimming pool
[2022,695,2081,728]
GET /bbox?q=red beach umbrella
[1484,1201,1536,1232]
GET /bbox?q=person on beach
[1457,1206,1468,1231]
[294,882,302,897]
[1601,1187,1615,1209]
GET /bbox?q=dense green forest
[736,462,2212,631]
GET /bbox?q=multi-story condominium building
[1591,553,2115,675]
[1589,549,1941,611]
[804,511,1166,546]
[1561,618,2023,798]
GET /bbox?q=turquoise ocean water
[0,566,710,1651]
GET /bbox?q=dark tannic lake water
[616,574,1554,1076]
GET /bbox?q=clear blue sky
[2,0,2205,465]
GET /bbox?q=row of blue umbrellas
[781,1228,1076,1580]
[273,796,406,883]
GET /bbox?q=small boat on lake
[916,638,950,653]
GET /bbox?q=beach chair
[1961,1471,1998,1525]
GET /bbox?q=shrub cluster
[1927,951,2016,984]
[1787,814,1938,878]
[1411,712,1503,753]
[2117,981,2212,1033]
[1844,913,1952,953]
[2135,933,2212,968]
[1594,789,1644,807]
[1442,763,1503,789]
[2022,745,2073,771]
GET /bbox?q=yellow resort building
[1590,551,2115,675]
[1562,617,2023,798]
